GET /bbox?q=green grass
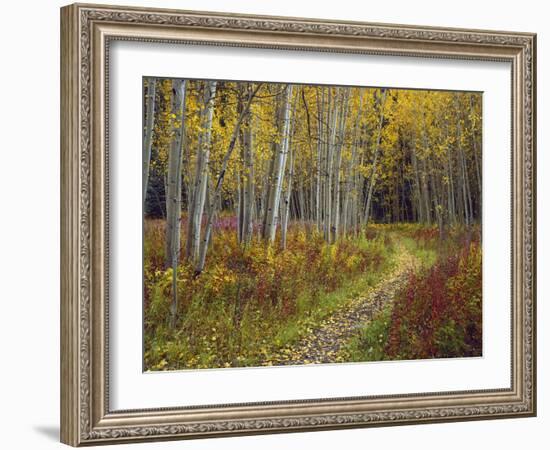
[144,223,478,370]
[401,236,437,268]
[343,304,393,362]
[343,234,437,362]
[269,256,396,354]
[144,228,397,370]
[344,226,481,363]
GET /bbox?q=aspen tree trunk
[324,89,332,237]
[324,88,340,242]
[259,152,272,238]
[183,97,194,234]
[281,144,295,249]
[331,89,350,242]
[195,84,261,273]
[353,152,364,235]
[341,171,350,236]
[456,166,465,225]
[421,112,444,236]
[470,95,482,219]
[363,89,387,226]
[458,152,470,226]
[143,77,156,205]
[428,156,444,238]
[444,122,457,226]
[187,81,217,262]
[342,90,364,236]
[320,89,330,239]
[165,80,187,268]
[410,141,424,223]
[315,87,325,232]
[260,151,274,236]
[464,151,474,222]
[460,107,474,224]
[460,145,472,225]
[454,95,471,226]
[300,87,315,225]
[236,86,246,244]
[264,84,294,244]
[445,147,456,226]
[242,93,255,245]
[237,168,243,243]
[400,158,408,221]
[280,94,298,248]
[165,79,186,328]
[471,128,482,220]
[261,87,282,238]
[459,112,474,225]
[420,155,432,225]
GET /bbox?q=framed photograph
[60,3,536,446]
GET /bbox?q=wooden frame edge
[61,3,80,447]
[60,3,536,446]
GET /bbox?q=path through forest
[262,241,418,366]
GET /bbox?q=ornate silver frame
[60,3,536,446]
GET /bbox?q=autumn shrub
[344,226,482,362]
[411,226,439,248]
[385,239,482,360]
[143,219,393,370]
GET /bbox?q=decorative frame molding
[60,3,536,446]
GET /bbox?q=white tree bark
[243,109,255,245]
[143,77,156,205]
[454,95,471,226]
[280,143,294,249]
[236,84,256,245]
[187,81,217,263]
[195,84,262,274]
[165,79,187,328]
[281,96,298,249]
[324,88,340,241]
[331,88,350,242]
[315,87,325,232]
[469,94,482,219]
[363,89,387,226]
[264,84,294,244]
[342,89,364,236]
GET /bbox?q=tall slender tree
[186,81,217,262]
[165,79,187,328]
[363,88,387,226]
[263,84,294,244]
[195,84,262,274]
[143,77,156,204]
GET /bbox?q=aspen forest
[143,78,482,371]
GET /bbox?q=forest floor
[145,223,481,370]
[259,240,419,366]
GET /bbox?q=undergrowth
[144,219,394,370]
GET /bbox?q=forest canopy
[145,79,481,243]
